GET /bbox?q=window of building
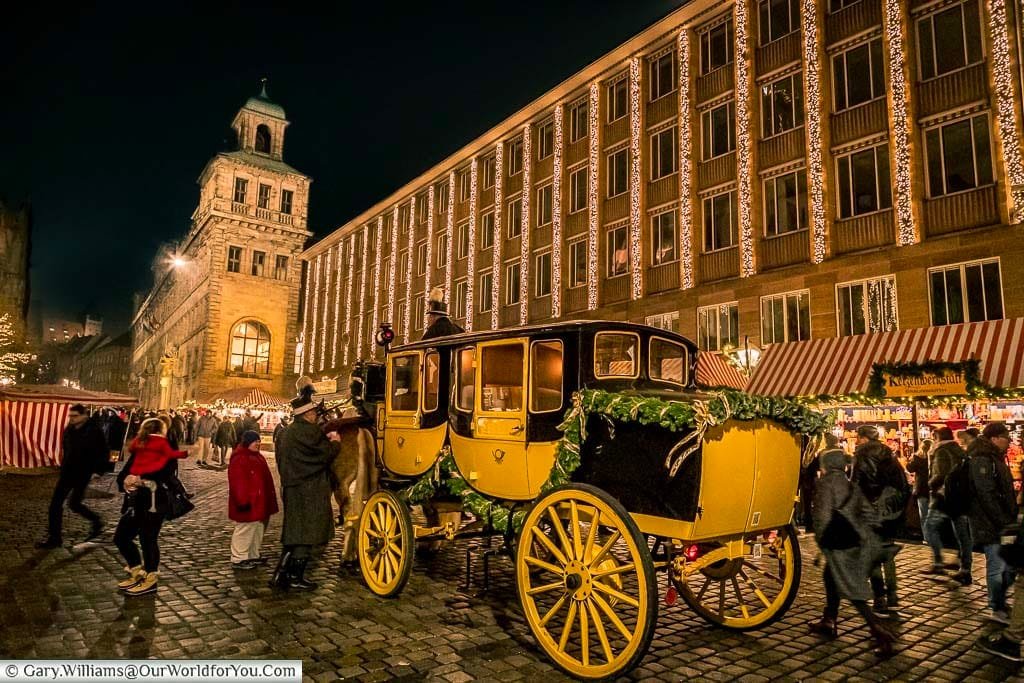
[701,20,734,75]
[832,39,884,112]
[400,204,411,229]
[701,101,735,160]
[652,211,677,265]
[829,0,862,11]
[569,166,588,213]
[651,127,678,180]
[423,350,439,410]
[569,240,587,288]
[759,0,799,44]
[650,337,687,385]
[251,250,266,277]
[416,242,427,275]
[650,51,676,101]
[929,258,1003,325]
[646,311,680,333]
[569,100,588,143]
[233,178,248,204]
[413,297,426,332]
[761,71,804,138]
[454,280,468,318]
[697,302,740,351]
[459,169,471,201]
[594,332,639,378]
[418,195,429,223]
[535,251,552,297]
[274,255,288,280]
[608,78,628,122]
[457,222,470,259]
[481,212,495,249]
[456,346,475,411]
[530,340,563,413]
[703,191,736,251]
[438,181,449,213]
[255,124,272,154]
[764,170,808,236]
[505,262,521,306]
[436,234,448,268]
[257,184,272,210]
[389,354,419,412]
[481,343,524,412]
[761,290,810,344]
[280,189,293,215]
[538,120,554,159]
[837,275,899,336]
[836,144,892,218]
[607,149,628,197]
[537,184,553,225]
[478,272,493,312]
[607,226,629,276]
[482,156,496,189]
[507,138,523,176]
[507,198,522,238]
[925,114,993,197]
[229,320,271,374]
[395,301,406,337]
[917,1,983,81]
[398,252,409,283]
[227,246,242,273]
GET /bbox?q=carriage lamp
[684,544,700,562]
[375,323,395,349]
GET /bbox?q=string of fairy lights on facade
[989,0,1024,223]
[551,104,564,318]
[867,277,899,333]
[801,0,827,264]
[628,58,643,299]
[491,142,504,330]
[676,29,693,290]
[353,226,367,364]
[370,215,383,357]
[465,158,478,329]
[308,253,321,373]
[734,0,754,277]
[883,0,917,246]
[387,204,400,325]
[519,125,532,324]
[444,171,455,300]
[299,256,314,372]
[424,184,435,329]
[402,195,416,342]
[587,82,600,310]
[319,250,330,371]
[331,242,342,367]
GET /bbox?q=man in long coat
[270,396,339,591]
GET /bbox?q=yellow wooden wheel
[357,490,414,598]
[516,484,657,680]
[672,524,801,631]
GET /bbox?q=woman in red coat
[228,430,279,568]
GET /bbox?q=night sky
[1,1,684,335]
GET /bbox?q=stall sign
[880,367,967,398]
[313,378,338,394]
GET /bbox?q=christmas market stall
[192,387,290,432]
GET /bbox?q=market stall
[192,387,290,432]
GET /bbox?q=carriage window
[594,333,639,378]
[457,347,475,411]
[650,338,687,385]
[531,341,563,413]
[423,351,440,411]
[481,344,524,412]
[390,355,420,412]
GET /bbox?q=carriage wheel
[672,524,801,631]
[516,484,657,680]
[357,490,414,598]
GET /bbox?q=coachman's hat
[426,287,449,317]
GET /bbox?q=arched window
[255,124,272,154]
[229,320,271,374]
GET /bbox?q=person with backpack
[906,439,931,537]
[921,426,973,585]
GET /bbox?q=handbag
[819,488,861,551]
[159,476,195,521]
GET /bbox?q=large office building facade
[299,0,1024,381]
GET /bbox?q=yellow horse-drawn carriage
[349,321,821,679]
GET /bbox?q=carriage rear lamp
[684,544,700,561]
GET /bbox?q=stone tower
[0,200,30,343]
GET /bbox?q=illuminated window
[607,226,629,277]
[837,275,898,336]
[229,320,271,374]
[594,333,639,378]
[530,340,563,413]
[416,242,427,275]
[423,351,439,411]
[697,303,739,351]
[651,211,677,265]
[481,343,524,412]
[761,72,804,138]
[761,291,810,344]
[435,234,448,268]
[646,311,680,333]
[456,347,475,411]
[389,354,420,412]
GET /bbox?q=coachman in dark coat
[421,286,464,340]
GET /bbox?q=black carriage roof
[390,320,697,353]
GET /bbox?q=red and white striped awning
[0,401,71,468]
[199,387,290,409]
[0,384,138,407]
[747,318,1024,398]
[696,352,748,390]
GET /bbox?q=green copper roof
[244,80,286,119]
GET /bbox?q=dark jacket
[215,420,237,448]
[967,437,1017,546]
[852,438,908,539]
[61,418,110,480]
[927,440,965,507]
[278,419,340,546]
[241,414,262,434]
[906,453,929,498]
[422,316,464,340]
[116,452,179,516]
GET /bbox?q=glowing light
[520,124,531,324]
[445,171,456,301]
[802,0,826,264]
[587,82,600,310]
[332,242,343,367]
[355,225,369,361]
[300,257,314,371]
[387,204,400,326]
[370,215,383,357]
[677,30,693,290]
[629,58,643,299]
[308,253,321,373]
[319,250,330,371]
[734,0,754,277]
[492,142,503,330]
[466,157,478,329]
[883,0,917,245]
[989,0,1024,223]
[402,196,416,342]
[424,184,435,330]
[169,256,187,269]
[552,104,564,318]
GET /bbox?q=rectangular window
[456,347,475,411]
[761,71,804,137]
[538,121,554,159]
[701,20,734,75]
[399,252,409,283]
[608,148,628,197]
[274,255,288,280]
[594,333,639,378]
[251,250,266,277]
[481,212,495,249]
[537,184,553,225]
[652,212,677,265]
[459,169,471,201]
[257,183,271,209]
[837,275,899,336]
[455,280,468,317]
[478,272,493,312]
[650,337,687,385]
[832,39,884,112]
[608,79,628,122]
[416,242,427,275]
[280,189,293,215]
[836,144,892,218]
[650,51,676,101]
[418,195,428,223]
[507,198,522,238]
[505,262,521,306]
[569,240,587,288]
[507,138,523,176]
[829,0,862,11]
[929,258,1003,325]
[925,114,993,197]
[483,156,496,189]
[227,246,242,273]
[233,178,248,204]
[761,290,811,344]
[703,191,736,251]
[759,0,799,44]
[764,170,809,236]
[917,1,983,80]
[607,226,629,276]
[570,101,588,143]
[390,354,419,412]
[651,127,678,180]
[437,182,449,213]
[697,302,740,351]
[701,101,735,160]
[413,297,426,331]
[423,350,439,410]
[457,222,470,259]
[436,234,448,267]
[481,343,524,412]
[646,311,680,333]
[531,340,563,413]
[535,251,552,297]
[400,205,411,229]
[569,166,588,213]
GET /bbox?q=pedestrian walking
[36,404,108,549]
[241,410,263,435]
[977,517,1024,662]
[228,430,279,568]
[272,416,290,452]
[921,426,973,583]
[185,411,196,445]
[232,414,245,447]
[906,439,931,538]
[800,434,834,533]
[195,410,219,468]
[968,422,1018,624]
[169,410,186,447]
[215,414,236,468]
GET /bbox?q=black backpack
[943,456,972,517]
[873,458,911,526]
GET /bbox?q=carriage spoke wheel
[672,524,801,631]
[357,491,414,598]
[516,484,657,680]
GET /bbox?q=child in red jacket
[126,419,188,512]
[228,430,279,568]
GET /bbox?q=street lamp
[170,255,188,269]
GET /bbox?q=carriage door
[383,351,424,476]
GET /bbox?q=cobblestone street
[0,457,1021,682]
